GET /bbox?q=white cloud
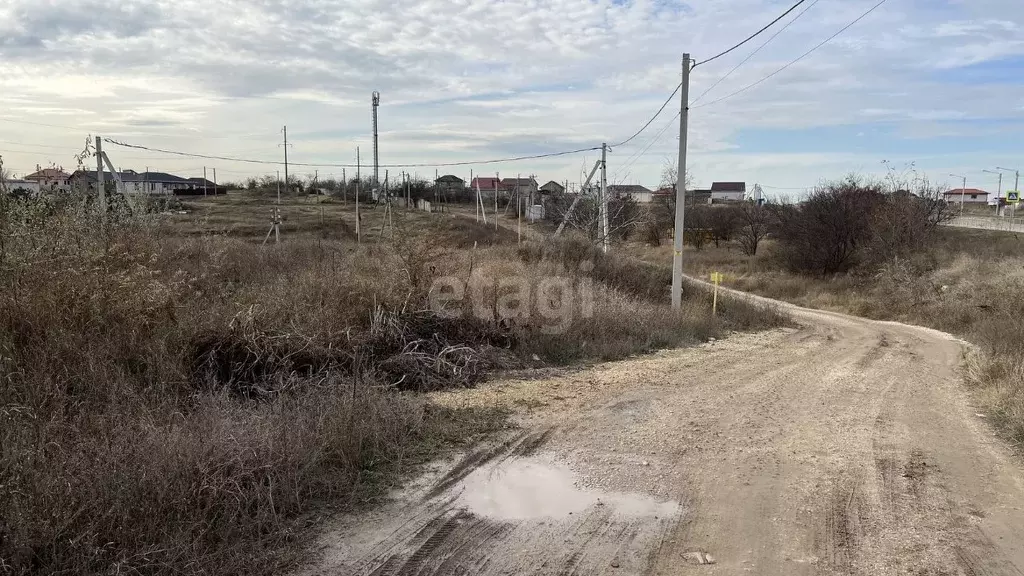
[0,0,1021,187]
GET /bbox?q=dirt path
[301,296,1024,575]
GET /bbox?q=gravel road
[302,295,1024,575]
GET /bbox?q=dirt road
[303,297,1024,575]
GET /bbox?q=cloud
[0,0,1021,188]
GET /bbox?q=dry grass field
[0,190,785,575]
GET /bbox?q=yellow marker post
[710,272,723,315]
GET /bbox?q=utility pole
[282,126,289,197]
[203,166,208,196]
[212,167,217,194]
[356,147,361,244]
[671,54,691,310]
[600,143,609,253]
[372,92,380,186]
[276,170,281,204]
[495,172,500,231]
[984,169,1002,214]
[949,174,966,217]
[96,135,106,215]
[343,167,347,204]
[517,173,522,244]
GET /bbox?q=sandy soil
[300,294,1024,575]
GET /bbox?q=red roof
[944,188,987,196]
[470,177,504,190]
[24,168,70,181]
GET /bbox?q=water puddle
[455,457,680,522]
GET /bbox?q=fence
[946,216,1024,233]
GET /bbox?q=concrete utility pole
[276,170,281,204]
[949,174,967,216]
[999,167,1021,194]
[212,168,217,194]
[372,91,380,186]
[600,143,609,253]
[203,166,208,196]
[95,135,106,215]
[671,54,691,310]
[356,147,362,244]
[495,172,500,231]
[983,169,1002,214]
[282,126,289,196]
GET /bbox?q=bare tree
[736,203,772,256]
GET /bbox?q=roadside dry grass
[0,191,785,575]
[634,227,1024,446]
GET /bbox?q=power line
[613,110,680,182]
[610,83,681,148]
[693,0,810,68]
[690,0,822,106]
[693,0,890,110]
[102,138,602,169]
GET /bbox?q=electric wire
[693,0,810,68]
[610,83,681,148]
[102,138,602,169]
[692,0,889,110]
[690,0,822,106]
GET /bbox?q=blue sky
[0,0,1022,192]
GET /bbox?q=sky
[1,0,1023,195]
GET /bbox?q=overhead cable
[102,138,601,169]
[690,0,822,106]
[692,0,890,110]
[693,0,810,68]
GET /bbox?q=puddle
[456,457,680,522]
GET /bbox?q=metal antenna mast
[372,91,380,186]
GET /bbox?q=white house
[943,188,989,204]
[24,168,72,192]
[608,184,653,203]
[5,179,40,195]
[710,182,746,202]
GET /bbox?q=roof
[500,177,537,187]
[944,188,988,196]
[653,187,676,196]
[540,181,564,192]
[470,177,501,189]
[436,175,464,183]
[608,184,652,194]
[72,170,192,184]
[710,182,746,193]
[24,168,70,180]
[187,177,216,186]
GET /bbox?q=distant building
[710,182,746,202]
[70,170,225,195]
[24,168,72,192]
[540,180,565,195]
[5,179,40,195]
[607,184,653,203]
[470,177,503,194]
[943,188,989,204]
[435,175,465,195]
[501,177,538,196]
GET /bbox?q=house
[5,179,40,195]
[540,181,565,195]
[70,170,220,195]
[500,177,538,196]
[470,177,503,194]
[607,184,653,203]
[24,167,72,192]
[710,182,746,202]
[943,188,989,204]
[435,175,465,195]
